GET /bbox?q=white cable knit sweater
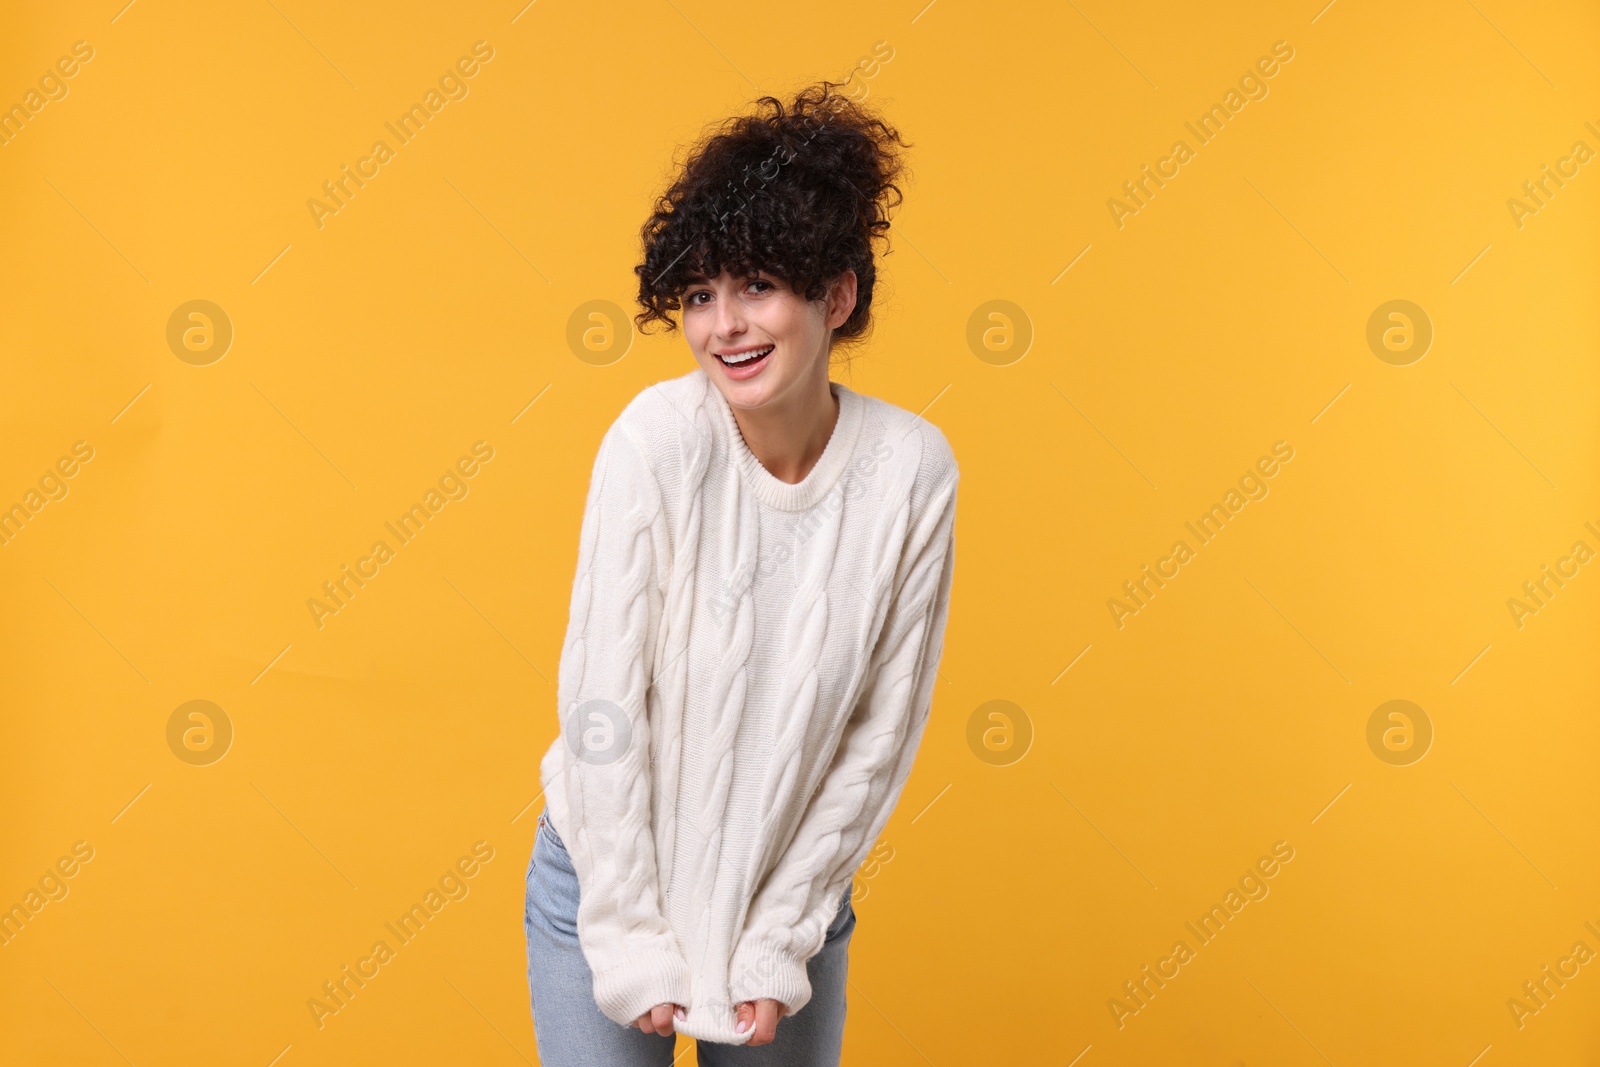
[537,367,958,1045]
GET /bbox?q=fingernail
[735,1019,750,1034]
[674,1007,685,1020]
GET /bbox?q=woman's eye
[749,280,772,293]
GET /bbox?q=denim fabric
[525,808,855,1066]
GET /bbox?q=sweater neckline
[704,373,865,512]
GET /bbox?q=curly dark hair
[633,78,911,355]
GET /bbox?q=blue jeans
[525,808,855,1066]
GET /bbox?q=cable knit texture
[538,367,958,1045]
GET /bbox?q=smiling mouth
[717,345,774,367]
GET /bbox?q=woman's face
[682,269,856,414]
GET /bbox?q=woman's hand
[734,998,787,1045]
[631,1003,685,1036]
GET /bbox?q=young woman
[525,79,959,1066]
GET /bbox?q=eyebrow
[684,270,772,286]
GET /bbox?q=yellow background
[2,0,1597,1063]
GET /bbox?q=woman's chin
[705,363,778,404]
[720,384,773,414]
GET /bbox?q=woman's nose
[714,300,744,336]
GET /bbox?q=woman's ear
[827,270,858,330]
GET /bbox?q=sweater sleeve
[725,468,959,1017]
[546,420,691,1026]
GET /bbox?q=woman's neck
[731,376,839,485]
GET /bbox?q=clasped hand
[632,998,786,1045]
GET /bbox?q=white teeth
[721,346,773,365]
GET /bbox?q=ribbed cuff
[591,941,694,1027]
[727,939,814,1018]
